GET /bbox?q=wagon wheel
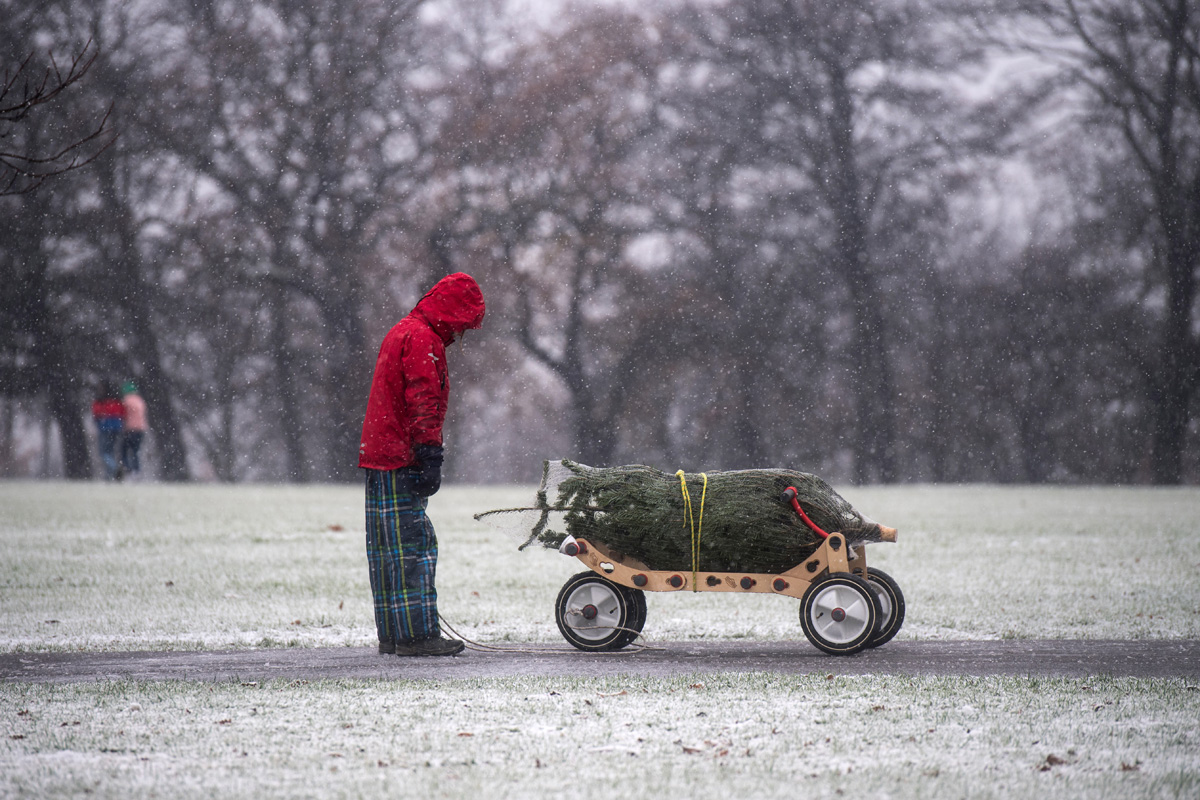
[555,571,639,652]
[612,587,647,648]
[798,574,880,655]
[863,568,905,649]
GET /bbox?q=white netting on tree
[474,460,895,574]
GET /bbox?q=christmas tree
[475,460,895,574]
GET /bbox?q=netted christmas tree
[475,460,895,575]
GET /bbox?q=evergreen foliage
[476,460,892,574]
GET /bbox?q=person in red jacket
[91,381,125,480]
[360,273,485,657]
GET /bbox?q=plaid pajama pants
[365,468,439,644]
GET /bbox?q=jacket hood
[413,273,486,343]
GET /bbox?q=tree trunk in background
[134,357,189,481]
[1142,5,1199,485]
[20,190,93,480]
[0,400,12,476]
[319,254,370,482]
[827,66,896,484]
[573,396,619,468]
[722,366,768,470]
[925,281,952,483]
[268,281,310,482]
[45,375,91,479]
[848,290,898,484]
[1150,227,1197,484]
[30,322,92,480]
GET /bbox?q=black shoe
[378,641,396,654]
[395,635,465,657]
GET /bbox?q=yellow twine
[676,469,708,591]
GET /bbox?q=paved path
[2,640,1196,684]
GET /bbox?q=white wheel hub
[809,583,872,644]
[565,583,622,641]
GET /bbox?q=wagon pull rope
[676,470,708,591]
[783,486,830,539]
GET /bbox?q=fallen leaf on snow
[1038,754,1068,771]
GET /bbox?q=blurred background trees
[1,0,1196,484]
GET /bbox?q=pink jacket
[122,393,148,432]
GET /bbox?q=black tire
[612,587,647,648]
[798,573,880,655]
[555,571,638,652]
[863,568,905,649]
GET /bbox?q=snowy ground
[2,481,1199,798]
[2,482,1197,650]
[4,674,1197,799]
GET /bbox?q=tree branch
[0,39,117,195]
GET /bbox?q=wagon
[552,486,905,656]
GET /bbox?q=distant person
[120,381,148,478]
[91,381,125,480]
[359,273,485,657]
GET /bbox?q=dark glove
[412,444,444,497]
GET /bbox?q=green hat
[122,381,138,395]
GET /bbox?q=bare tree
[673,0,965,482]
[0,39,115,195]
[147,0,444,480]
[435,11,688,467]
[993,0,1200,483]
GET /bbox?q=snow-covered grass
[1,481,1198,651]
[2,481,1199,799]
[3,674,1198,799]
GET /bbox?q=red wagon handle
[783,487,829,539]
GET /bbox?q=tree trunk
[46,377,91,480]
[1149,231,1197,484]
[827,65,897,484]
[925,283,952,483]
[268,281,310,482]
[573,399,619,468]
[1147,92,1198,484]
[320,280,370,482]
[0,399,12,477]
[21,190,92,480]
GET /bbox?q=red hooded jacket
[359,273,486,470]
